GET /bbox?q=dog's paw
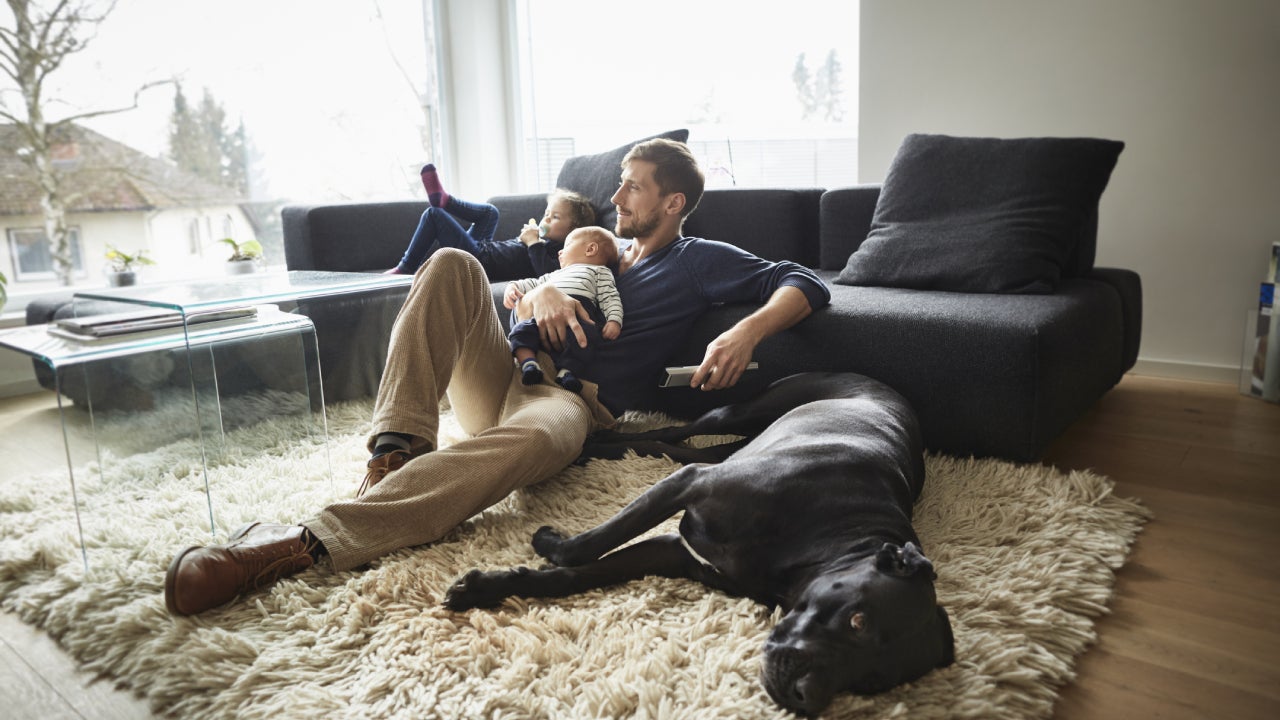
[443,568,527,611]
[532,526,597,566]
[531,526,566,562]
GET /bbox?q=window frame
[5,226,88,282]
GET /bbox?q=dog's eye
[849,612,865,631]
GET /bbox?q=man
[164,139,830,616]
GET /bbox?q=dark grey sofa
[279,183,1141,462]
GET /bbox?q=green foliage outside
[169,84,249,195]
[792,50,845,122]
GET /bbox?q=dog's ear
[875,542,936,579]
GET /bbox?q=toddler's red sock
[421,164,450,208]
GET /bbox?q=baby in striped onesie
[503,226,623,393]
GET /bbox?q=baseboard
[1130,358,1240,385]
[0,377,43,399]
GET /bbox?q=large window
[514,0,860,191]
[51,0,437,205]
[2,0,438,306]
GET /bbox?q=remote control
[660,362,758,388]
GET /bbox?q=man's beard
[616,208,661,239]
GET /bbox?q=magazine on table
[50,306,258,341]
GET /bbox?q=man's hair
[621,138,705,218]
[548,188,596,229]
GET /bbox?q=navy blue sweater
[583,236,830,415]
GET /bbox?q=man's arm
[690,285,813,390]
[517,282,594,351]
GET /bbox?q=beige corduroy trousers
[304,249,616,571]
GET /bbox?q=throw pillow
[836,133,1124,294]
[556,129,690,230]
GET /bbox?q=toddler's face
[540,199,577,242]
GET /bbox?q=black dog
[445,372,954,716]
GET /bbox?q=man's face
[610,160,670,240]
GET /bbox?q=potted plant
[220,238,264,275]
[104,245,156,287]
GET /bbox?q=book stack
[1241,241,1280,402]
[47,306,258,343]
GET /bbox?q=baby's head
[541,189,596,242]
[558,227,619,269]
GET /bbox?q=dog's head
[761,541,954,716]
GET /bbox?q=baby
[504,227,622,393]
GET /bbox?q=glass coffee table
[1,271,413,568]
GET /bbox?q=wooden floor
[0,374,1277,719]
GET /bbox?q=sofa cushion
[556,129,690,231]
[836,134,1124,294]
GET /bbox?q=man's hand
[519,283,595,351]
[690,285,814,391]
[690,324,759,390]
[503,283,523,310]
[602,320,621,340]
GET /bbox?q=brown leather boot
[358,449,411,497]
[165,523,318,616]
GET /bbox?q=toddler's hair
[548,188,596,229]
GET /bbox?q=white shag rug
[0,395,1150,719]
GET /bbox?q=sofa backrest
[282,202,430,272]
[682,188,824,267]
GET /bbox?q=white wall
[859,0,1280,381]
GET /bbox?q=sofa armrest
[818,185,881,271]
[1087,267,1143,371]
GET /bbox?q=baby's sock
[556,369,583,393]
[420,163,450,208]
[521,358,544,385]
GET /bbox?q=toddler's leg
[394,207,474,273]
[442,196,501,245]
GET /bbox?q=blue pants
[397,197,501,272]
[507,295,607,380]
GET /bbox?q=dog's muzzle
[761,644,836,717]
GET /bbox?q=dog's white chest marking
[680,533,720,573]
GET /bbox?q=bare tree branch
[49,76,175,126]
